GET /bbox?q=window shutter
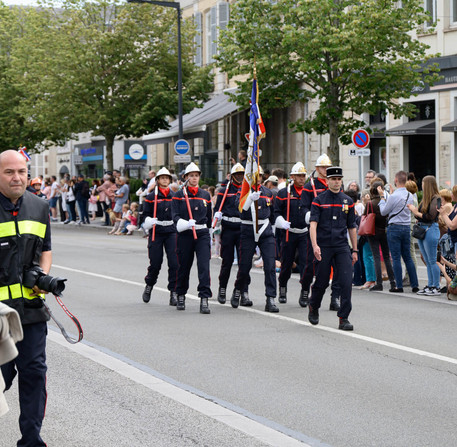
[194,12,202,67]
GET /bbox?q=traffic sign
[351,129,370,149]
[174,139,190,155]
[348,148,371,157]
[174,154,191,163]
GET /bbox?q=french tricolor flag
[18,147,31,161]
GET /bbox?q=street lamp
[127,0,183,140]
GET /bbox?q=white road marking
[53,264,457,368]
[48,326,311,447]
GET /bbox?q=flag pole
[253,62,259,234]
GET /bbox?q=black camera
[23,267,67,296]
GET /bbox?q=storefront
[124,141,147,179]
[75,142,104,179]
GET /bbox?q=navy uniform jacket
[214,182,242,229]
[172,186,212,228]
[236,185,275,226]
[143,187,175,234]
[274,185,307,229]
[302,177,328,214]
[310,190,357,248]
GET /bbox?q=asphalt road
[2,223,457,447]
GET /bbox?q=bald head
[0,150,28,203]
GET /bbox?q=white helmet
[315,154,332,167]
[184,162,201,175]
[258,165,264,175]
[231,163,245,175]
[290,162,307,176]
[156,167,172,179]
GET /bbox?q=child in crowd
[125,202,139,235]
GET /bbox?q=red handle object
[212,180,230,229]
[183,184,198,240]
[152,185,158,241]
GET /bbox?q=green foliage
[4,0,213,165]
[217,0,441,165]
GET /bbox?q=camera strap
[42,295,83,344]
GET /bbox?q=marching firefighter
[308,167,358,331]
[171,162,212,314]
[141,167,178,306]
[213,163,251,306]
[301,153,341,310]
[232,166,278,312]
[274,162,309,304]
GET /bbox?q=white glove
[188,219,196,228]
[250,191,261,201]
[177,219,190,233]
[243,191,261,211]
[214,211,222,221]
[305,211,311,225]
[275,215,290,230]
[142,217,157,231]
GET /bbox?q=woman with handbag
[408,175,441,296]
[363,181,396,291]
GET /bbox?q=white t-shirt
[50,181,60,198]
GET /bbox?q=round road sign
[351,129,370,149]
[174,139,190,155]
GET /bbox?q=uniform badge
[343,199,349,214]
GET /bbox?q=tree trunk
[105,134,115,172]
[328,117,340,166]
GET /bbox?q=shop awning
[442,119,457,132]
[385,119,435,136]
[142,91,240,145]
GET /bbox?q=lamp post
[127,0,183,140]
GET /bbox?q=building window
[452,0,457,24]
[424,0,436,28]
[194,12,202,67]
[205,2,230,65]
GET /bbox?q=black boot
[308,305,319,325]
[231,289,241,308]
[176,295,186,310]
[200,298,211,314]
[338,318,353,331]
[240,291,253,307]
[278,286,287,304]
[142,285,153,303]
[265,296,279,313]
[299,289,309,308]
[329,296,340,311]
[217,287,226,304]
[169,291,178,306]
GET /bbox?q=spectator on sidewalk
[74,174,90,224]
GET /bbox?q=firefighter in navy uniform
[141,167,178,306]
[274,162,309,304]
[213,163,250,306]
[0,150,52,446]
[232,167,279,312]
[301,153,341,310]
[172,163,212,314]
[308,166,358,331]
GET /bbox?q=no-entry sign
[351,129,370,149]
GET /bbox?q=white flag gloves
[214,211,222,221]
[243,191,261,211]
[142,217,157,231]
[188,219,196,228]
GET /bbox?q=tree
[217,0,440,165]
[10,0,213,169]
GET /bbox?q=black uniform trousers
[176,230,212,298]
[145,231,178,291]
[279,231,313,291]
[309,245,353,318]
[218,225,247,292]
[235,227,276,298]
[1,322,47,447]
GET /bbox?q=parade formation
[141,156,357,331]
